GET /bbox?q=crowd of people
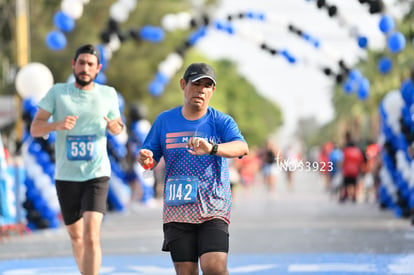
[318,131,381,204]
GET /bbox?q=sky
[195,0,402,145]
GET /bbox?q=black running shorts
[162,219,229,262]
[55,176,109,225]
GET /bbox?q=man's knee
[200,252,228,275]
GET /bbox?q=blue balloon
[409,193,414,208]
[257,12,266,21]
[213,20,225,31]
[28,141,42,154]
[343,79,354,94]
[140,26,165,43]
[246,11,255,18]
[348,69,362,81]
[47,131,56,143]
[53,11,75,33]
[225,24,235,35]
[36,151,51,166]
[117,92,125,112]
[377,56,392,74]
[22,97,37,117]
[155,72,169,85]
[387,31,406,54]
[95,72,107,84]
[400,79,414,105]
[379,14,395,34]
[401,105,411,126]
[45,31,67,51]
[24,177,35,189]
[357,78,370,100]
[378,102,387,120]
[188,27,207,45]
[280,49,296,64]
[95,44,107,71]
[43,163,55,179]
[357,35,368,49]
[148,80,164,96]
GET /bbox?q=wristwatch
[210,143,218,155]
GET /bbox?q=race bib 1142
[165,175,199,206]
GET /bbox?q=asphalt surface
[1,170,414,274]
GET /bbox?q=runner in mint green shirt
[30,44,124,275]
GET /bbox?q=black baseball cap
[183,63,216,85]
[74,44,100,64]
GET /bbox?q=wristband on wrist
[209,143,218,155]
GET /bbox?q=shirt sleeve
[106,88,121,120]
[37,85,57,114]
[219,113,245,143]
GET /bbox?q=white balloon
[167,52,183,71]
[61,0,84,20]
[103,45,114,60]
[176,12,192,30]
[108,34,121,52]
[110,2,129,23]
[15,62,54,101]
[161,14,178,32]
[120,0,137,12]
[114,129,128,144]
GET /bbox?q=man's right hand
[139,149,154,169]
[57,115,78,131]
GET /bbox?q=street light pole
[13,0,30,235]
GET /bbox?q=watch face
[210,144,218,155]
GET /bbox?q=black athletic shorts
[55,176,109,225]
[162,219,229,262]
[343,176,358,187]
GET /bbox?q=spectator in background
[328,144,344,198]
[340,132,364,203]
[259,140,279,193]
[284,144,300,191]
[361,140,381,203]
[318,142,334,191]
[235,146,260,190]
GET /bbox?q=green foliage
[4,0,283,146]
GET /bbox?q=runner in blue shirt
[30,44,124,275]
[138,62,249,275]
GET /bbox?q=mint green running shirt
[37,83,120,181]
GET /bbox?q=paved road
[1,170,414,274]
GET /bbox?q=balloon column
[14,63,59,231]
[105,92,131,211]
[378,79,414,224]
[126,103,155,205]
[23,138,60,230]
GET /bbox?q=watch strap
[210,143,218,155]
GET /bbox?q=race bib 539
[66,135,97,161]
